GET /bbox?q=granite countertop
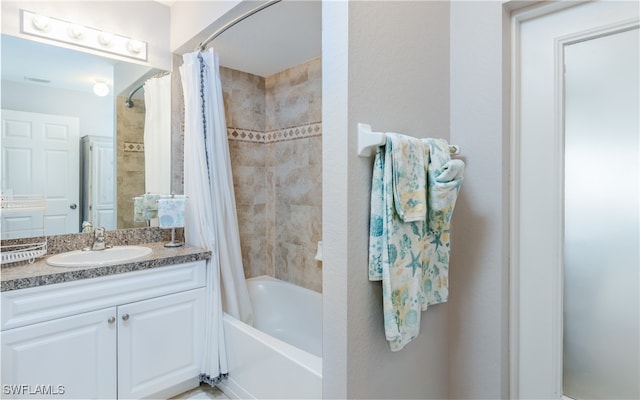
[1,242,211,292]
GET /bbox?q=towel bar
[357,123,460,157]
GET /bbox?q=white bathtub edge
[223,312,322,377]
[218,378,254,400]
[221,277,322,400]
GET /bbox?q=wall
[265,58,322,292]
[171,54,185,195]
[321,2,514,396]
[321,1,349,396]
[221,66,267,280]
[323,1,451,398]
[449,1,510,398]
[1,80,113,137]
[221,58,323,292]
[116,96,147,230]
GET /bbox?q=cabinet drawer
[1,261,206,330]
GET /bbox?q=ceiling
[1,0,320,98]
[207,0,321,77]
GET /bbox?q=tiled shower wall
[221,57,322,293]
[116,96,147,229]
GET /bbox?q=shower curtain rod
[195,0,283,51]
[125,71,170,108]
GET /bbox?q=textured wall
[265,58,322,131]
[266,58,322,292]
[322,1,450,398]
[221,58,323,292]
[228,139,267,279]
[449,2,510,398]
[116,96,147,230]
[267,134,322,292]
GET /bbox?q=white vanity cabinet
[1,307,117,399]
[1,261,206,399]
[117,288,205,399]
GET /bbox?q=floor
[171,384,229,399]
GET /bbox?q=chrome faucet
[90,227,108,251]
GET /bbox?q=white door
[511,2,639,398]
[563,28,639,399]
[0,307,117,399]
[82,136,115,230]
[92,139,115,229]
[117,288,205,399]
[1,110,80,236]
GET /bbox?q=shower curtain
[143,73,171,194]
[180,49,253,385]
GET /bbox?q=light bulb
[93,82,109,97]
[127,40,143,54]
[31,15,51,31]
[67,24,86,40]
[98,32,114,47]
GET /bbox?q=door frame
[509,2,640,398]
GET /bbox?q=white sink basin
[46,246,152,268]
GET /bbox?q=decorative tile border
[227,122,322,144]
[266,122,323,143]
[123,141,144,152]
[227,128,265,143]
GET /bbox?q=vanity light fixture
[93,82,110,97]
[21,10,148,61]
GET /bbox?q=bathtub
[218,276,322,399]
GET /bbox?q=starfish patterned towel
[368,135,464,351]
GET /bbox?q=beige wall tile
[218,58,323,292]
[221,66,265,132]
[116,96,146,229]
[171,54,185,194]
[265,57,322,131]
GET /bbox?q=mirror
[1,34,166,239]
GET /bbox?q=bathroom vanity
[1,243,210,399]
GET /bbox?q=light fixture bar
[20,10,148,61]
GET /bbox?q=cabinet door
[117,288,205,399]
[1,308,117,399]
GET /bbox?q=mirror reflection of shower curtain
[143,74,171,194]
[564,27,639,400]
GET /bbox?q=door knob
[69,203,77,210]
[108,316,116,324]
[122,314,130,321]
